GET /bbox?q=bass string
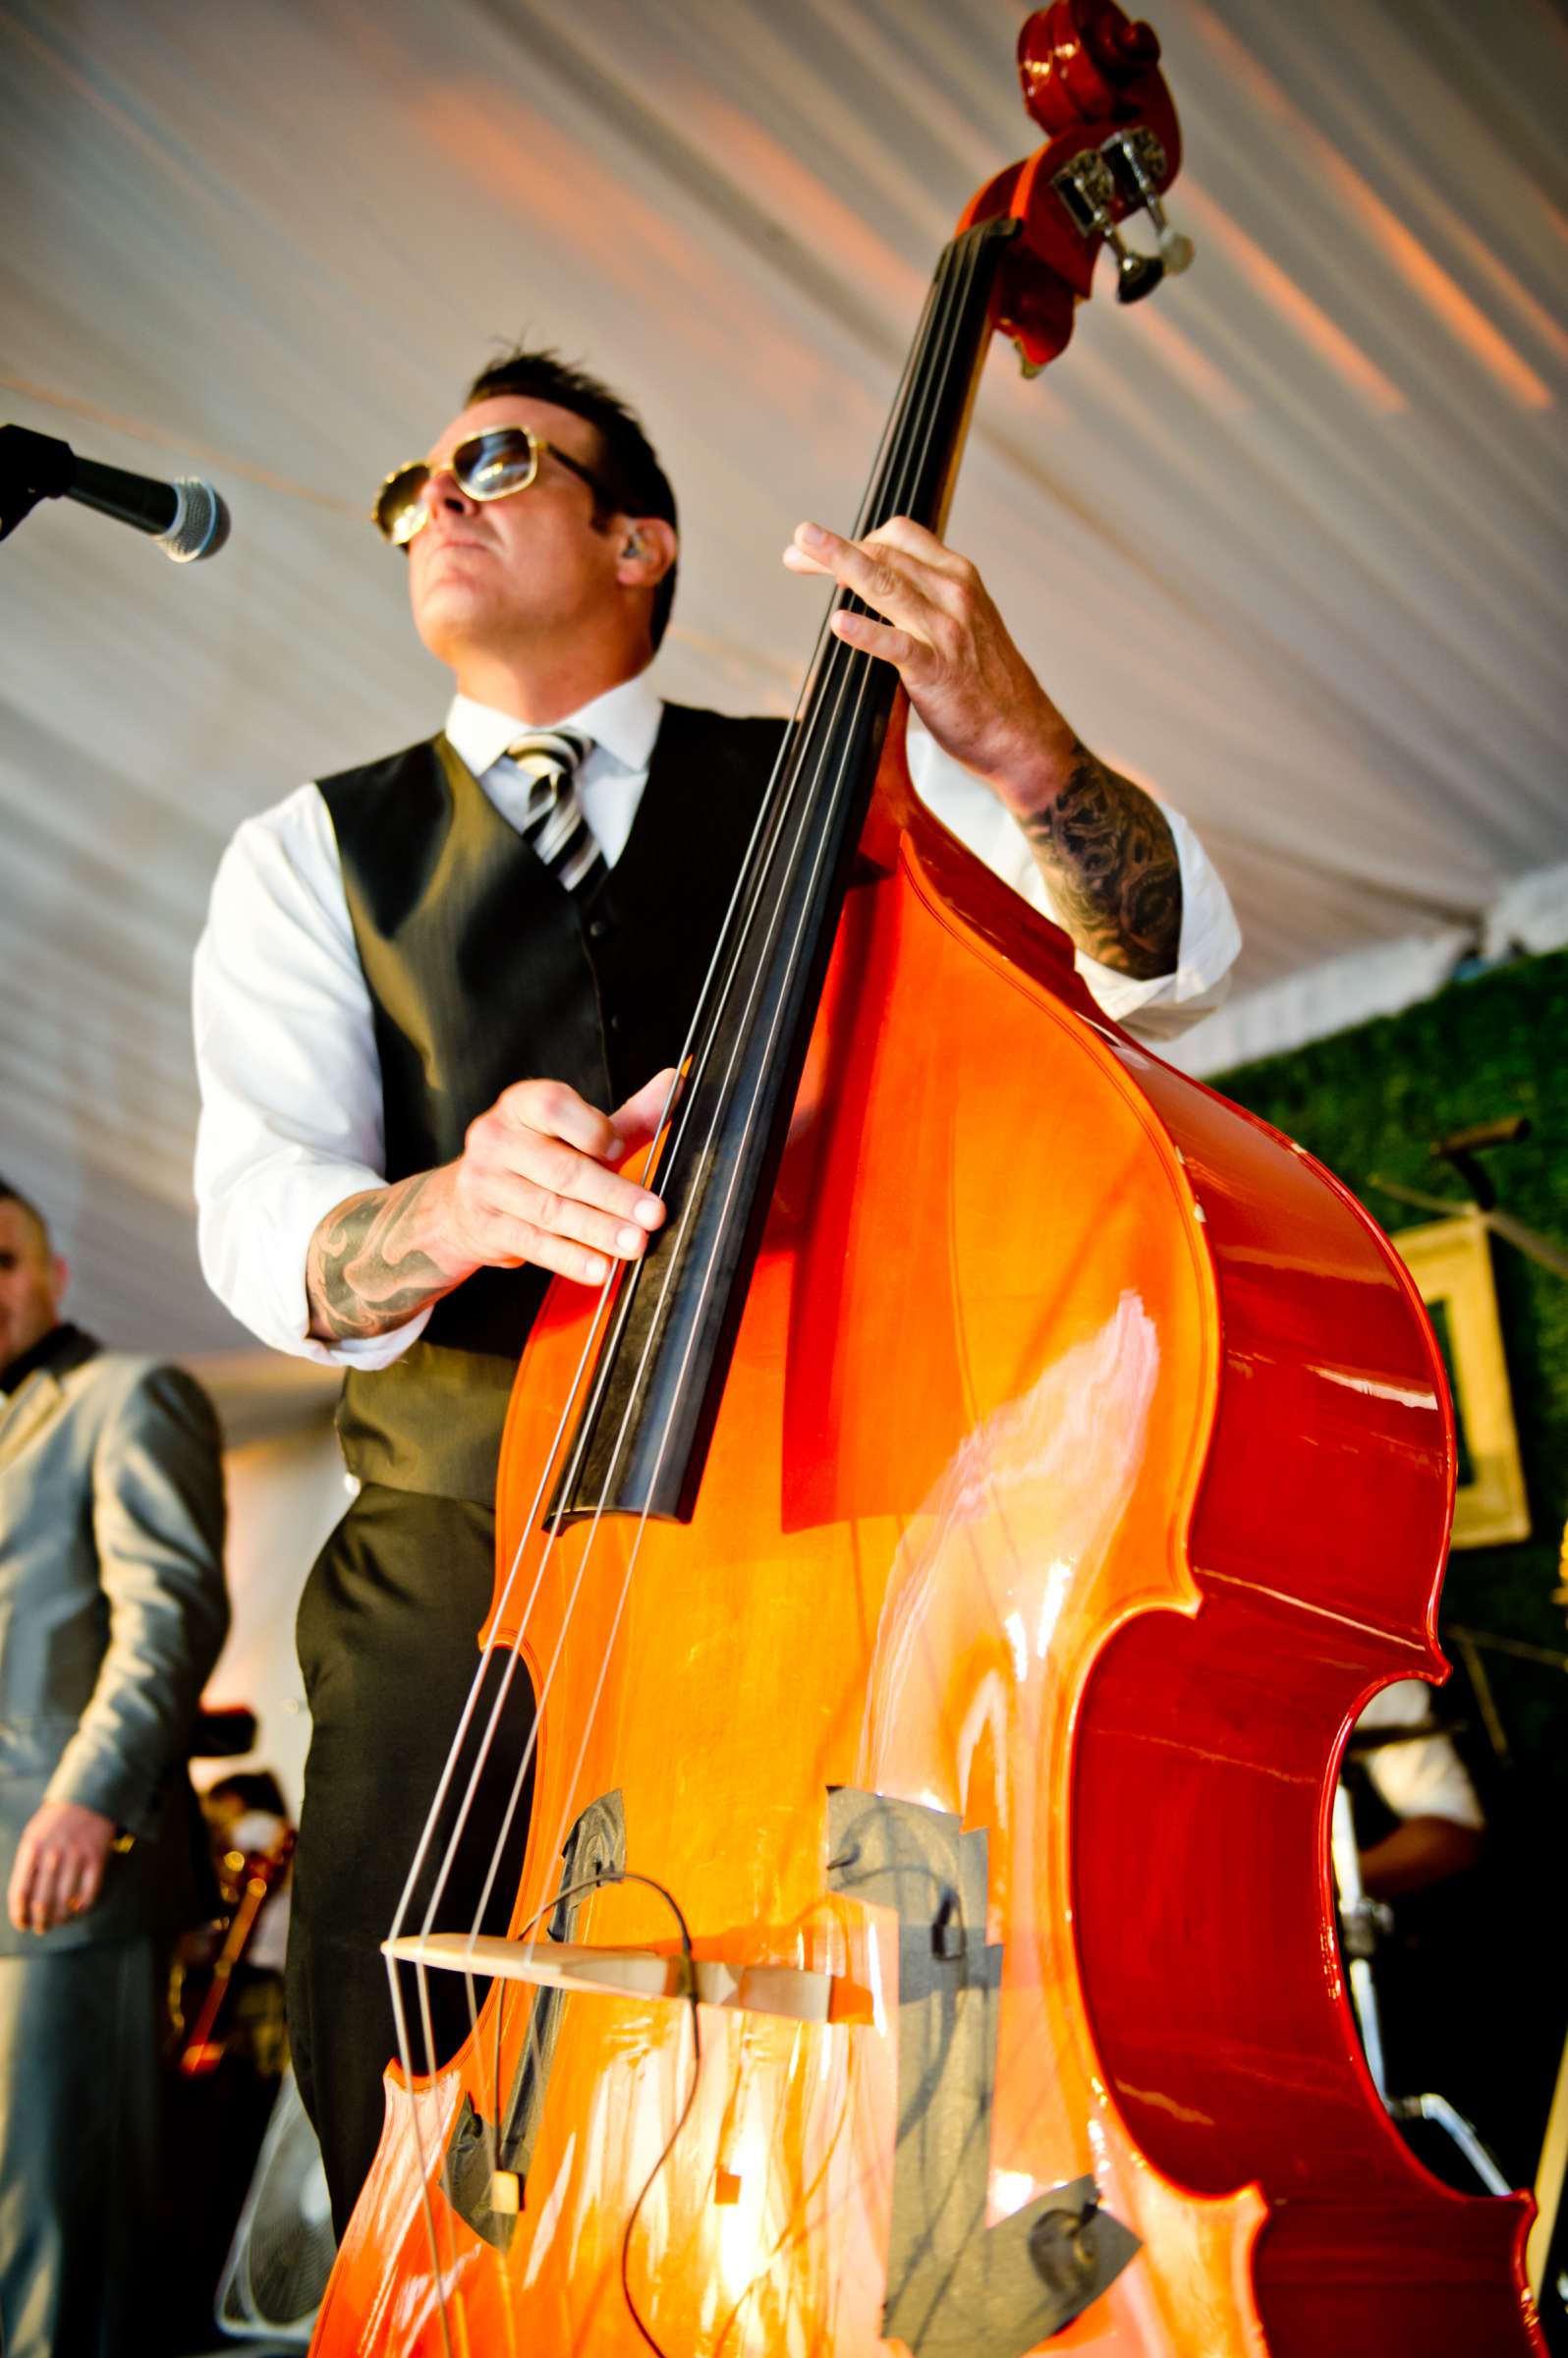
[386,223,984,2336]
[428,220,988,2275]
[443,218,988,1978]
[410,572,907,2215]
[387,560,890,2033]
[497,251,952,1408]
[404,222,982,1998]
[382,1957,460,2358]
[582,232,999,1246]
[441,213,988,2132]
[648,253,947,1090]
[377,1274,624,2270]
[553,224,986,1439]
[371,1296,638,2313]
[371,249,949,2011]
[383,1281,625,2197]
[382,588,891,2203]
[561,224,994,1498]
[362,448,919,2224]
[374,656,873,2311]
[411,221,974,1907]
[438,243,997,2273]
[499,229,996,2279]
[382,220,992,2322]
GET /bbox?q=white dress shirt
[193,676,1241,1367]
[1353,1678,1485,1831]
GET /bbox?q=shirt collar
[0,1320,96,1397]
[445,671,663,779]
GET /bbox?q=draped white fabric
[1,0,1564,1359]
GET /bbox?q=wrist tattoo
[308,1174,452,1342]
[1023,741,1182,980]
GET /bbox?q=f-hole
[441,1789,627,2250]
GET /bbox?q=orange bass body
[311,7,1542,2346]
[314,748,1540,2355]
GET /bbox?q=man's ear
[613,517,677,590]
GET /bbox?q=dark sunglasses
[372,425,620,545]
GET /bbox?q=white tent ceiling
[2,0,1566,1366]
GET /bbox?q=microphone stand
[1332,1777,1511,2196]
[0,422,73,541]
[0,421,229,558]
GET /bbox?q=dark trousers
[288,1484,533,2238]
[0,1937,159,2357]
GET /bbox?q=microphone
[68,452,231,561]
[0,423,231,561]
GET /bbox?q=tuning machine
[1050,127,1194,304]
[1103,127,1195,277]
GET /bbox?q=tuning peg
[1101,128,1195,276]
[1050,147,1166,303]
[1109,236,1165,304]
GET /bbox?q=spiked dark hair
[465,346,678,651]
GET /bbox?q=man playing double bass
[193,345,1240,2227]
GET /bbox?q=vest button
[588,916,612,941]
[607,1014,623,1034]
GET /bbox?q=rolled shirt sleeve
[906,721,1241,1040]
[193,783,431,1368]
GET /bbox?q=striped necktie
[504,725,606,898]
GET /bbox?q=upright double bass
[315,8,1543,2350]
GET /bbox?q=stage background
[2,0,1565,1362]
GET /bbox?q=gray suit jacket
[0,1329,229,1956]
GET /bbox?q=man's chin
[412,583,499,662]
[412,538,495,603]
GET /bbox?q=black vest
[318,702,784,1504]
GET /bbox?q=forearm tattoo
[307,1173,453,1342]
[1022,741,1182,980]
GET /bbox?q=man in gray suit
[0,1177,229,2357]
